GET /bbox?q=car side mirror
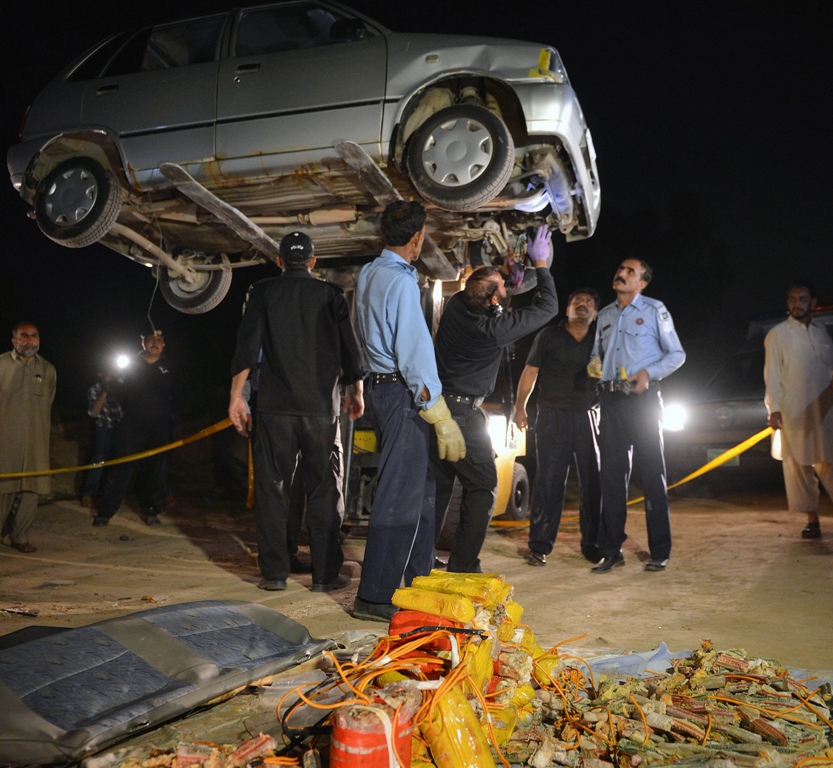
[329,19,369,42]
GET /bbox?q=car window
[705,350,765,398]
[142,16,226,71]
[102,16,225,77]
[67,34,128,82]
[234,3,353,56]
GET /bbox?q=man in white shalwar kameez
[764,282,833,539]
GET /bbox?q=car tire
[503,462,530,520]
[407,104,515,211]
[436,479,463,552]
[35,157,122,248]
[159,252,232,314]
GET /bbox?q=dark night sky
[3,1,832,415]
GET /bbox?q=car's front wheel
[35,157,122,248]
[407,104,514,211]
[159,251,232,314]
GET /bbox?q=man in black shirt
[514,287,602,566]
[433,227,558,572]
[229,232,365,592]
[93,330,180,527]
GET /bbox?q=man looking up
[93,330,179,527]
[765,281,833,539]
[0,323,56,553]
[514,287,601,567]
[353,200,465,622]
[591,260,685,573]
[230,231,365,592]
[433,226,558,573]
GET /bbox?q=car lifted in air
[8,1,600,313]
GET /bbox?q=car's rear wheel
[407,104,514,211]
[159,251,232,314]
[35,157,122,248]
[503,462,530,520]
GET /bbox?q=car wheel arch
[23,131,128,204]
[392,76,527,167]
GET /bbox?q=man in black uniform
[432,226,558,573]
[514,287,602,566]
[93,330,179,527]
[229,232,365,592]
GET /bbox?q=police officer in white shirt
[589,259,685,573]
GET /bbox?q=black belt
[369,371,403,385]
[444,392,485,408]
[599,380,659,393]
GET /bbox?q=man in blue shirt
[590,259,685,573]
[353,201,466,622]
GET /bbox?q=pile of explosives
[110,571,832,768]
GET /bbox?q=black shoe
[645,558,668,571]
[433,557,447,569]
[257,578,287,591]
[311,574,351,592]
[289,555,312,574]
[92,516,109,527]
[526,551,546,566]
[801,521,821,539]
[353,597,398,623]
[581,545,602,564]
[591,552,625,573]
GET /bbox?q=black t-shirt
[118,354,179,423]
[231,269,365,417]
[435,268,558,398]
[527,320,597,412]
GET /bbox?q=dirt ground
[2,475,831,674]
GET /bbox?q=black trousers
[432,400,497,573]
[528,408,601,556]
[358,381,435,604]
[597,388,671,561]
[97,416,170,520]
[253,412,344,584]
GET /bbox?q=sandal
[801,521,821,539]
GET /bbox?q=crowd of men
[2,200,831,615]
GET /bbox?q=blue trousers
[358,381,435,604]
[528,408,601,556]
[597,389,671,561]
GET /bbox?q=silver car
[8,0,600,313]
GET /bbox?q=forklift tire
[502,462,530,520]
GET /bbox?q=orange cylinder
[330,703,415,768]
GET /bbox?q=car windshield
[705,350,764,399]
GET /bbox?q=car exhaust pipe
[109,222,198,284]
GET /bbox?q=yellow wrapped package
[412,572,511,610]
[489,706,518,745]
[376,670,409,686]
[532,643,564,686]
[463,637,493,694]
[420,685,496,768]
[510,683,536,708]
[392,588,476,624]
[496,600,525,642]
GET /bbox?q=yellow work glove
[587,356,603,379]
[419,395,467,462]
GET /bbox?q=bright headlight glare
[115,355,130,370]
[662,403,687,431]
[488,415,507,450]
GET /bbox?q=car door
[81,14,228,184]
[216,2,387,175]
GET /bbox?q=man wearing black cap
[229,232,365,592]
[93,329,180,526]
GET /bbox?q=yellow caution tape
[0,418,233,479]
[627,426,773,505]
[491,426,775,526]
